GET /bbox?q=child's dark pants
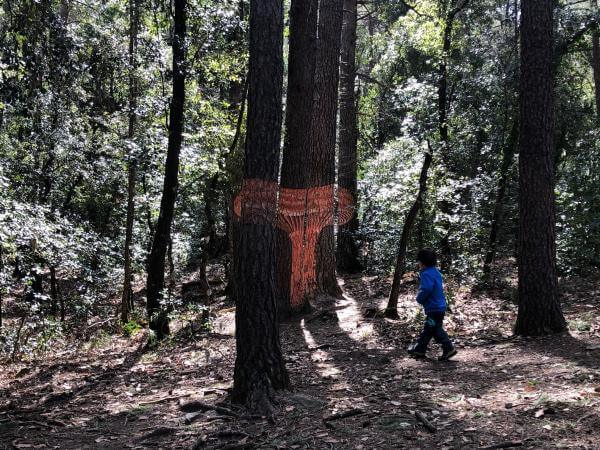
[414,311,453,353]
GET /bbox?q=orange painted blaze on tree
[234,180,354,309]
[233,178,279,225]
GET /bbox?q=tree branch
[555,15,599,67]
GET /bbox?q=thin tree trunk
[141,173,155,249]
[232,0,289,414]
[385,149,433,318]
[276,0,318,318]
[311,0,344,298]
[25,268,43,305]
[200,174,218,284]
[201,76,248,286]
[167,236,175,300]
[416,210,425,250]
[222,78,248,300]
[593,0,600,122]
[0,245,3,329]
[515,0,566,336]
[437,4,459,271]
[62,173,83,211]
[435,0,470,271]
[146,0,186,339]
[336,0,362,273]
[482,118,518,281]
[50,265,59,315]
[122,0,140,323]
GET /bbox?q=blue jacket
[416,266,447,314]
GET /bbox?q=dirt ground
[1,272,599,449]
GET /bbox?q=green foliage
[0,0,247,359]
[122,319,142,337]
[0,0,597,358]
[355,0,598,279]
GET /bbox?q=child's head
[417,248,437,269]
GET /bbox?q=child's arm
[416,272,434,305]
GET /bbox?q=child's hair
[417,248,437,267]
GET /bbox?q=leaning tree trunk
[311,0,344,298]
[385,149,433,318]
[593,0,600,122]
[276,0,318,318]
[336,0,363,274]
[231,0,289,414]
[515,0,566,336]
[145,0,186,339]
[121,0,140,323]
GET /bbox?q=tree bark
[336,0,363,274]
[121,0,140,323]
[276,0,318,318]
[311,0,344,298]
[385,148,433,318]
[146,0,186,339]
[515,0,566,336]
[231,0,289,414]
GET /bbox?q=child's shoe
[438,347,457,361]
[407,345,426,359]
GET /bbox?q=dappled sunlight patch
[300,319,341,379]
[335,291,379,344]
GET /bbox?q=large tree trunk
[276,0,318,318]
[336,0,362,274]
[311,0,344,298]
[515,0,566,336]
[145,0,186,339]
[482,118,518,281]
[231,0,289,414]
[593,0,600,122]
[385,149,433,318]
[121,0,140,323]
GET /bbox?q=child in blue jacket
[408,249,457,361]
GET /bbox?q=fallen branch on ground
[414,410,436,433]
[323,408,365,421]
[479,442,523,450]
[138,393,191,405]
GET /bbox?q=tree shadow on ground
[273,293,494,449]
[0,337,147,417]
[520,332,599,371]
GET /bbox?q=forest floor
[1,269,599,449]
